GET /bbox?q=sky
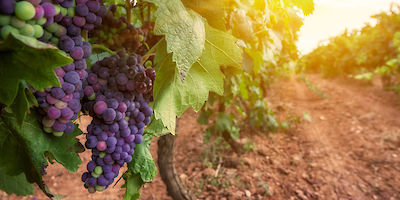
[297,0,399,54]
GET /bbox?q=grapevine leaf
[0,168,34,196]
[145,0,205,80]
[128,135,156,182]
[145,117,170,137]
[122,173,144,200]
[152,23,242,134]
[8,82,31,127]
[182,0,232,31]
[0,110,82,196]
[0,33,72,106]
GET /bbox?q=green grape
[60,7,67,16]
[67,7,75,17]
[46,23,59,33]
[53,131,64,137]
[1,25,19,39]
[15,1,36,21]
[36,18,46,25]
[94,166,103,175]
[50,37,59,46]
[43,30,52,41]
[26,20,36,25]
[54,5,61,15]
[10,16,25,29]
[33,24,43,38]
[95,186,105,191]
[0,15,11,26]
[20,23,35,37]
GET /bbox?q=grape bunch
[61,0,107,32]
[88,5,144,52]
[0,0,49,40]
[80,50,155,192]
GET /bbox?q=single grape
[75,4,89,16]
[41,2,56,18]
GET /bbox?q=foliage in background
[301,5,400,92]
[197,0,314,150]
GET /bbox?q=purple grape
[46,94,58,104]
[43,17,53,27]
[60,0,73,8]
[71,36,82,46]
[68,99,81,112]
[75,59,87,70]
[47,106,61,119]
[51,87,65,99]
[94,101,107,115]
[134,134,143,144]
[73,16,86,27]
[75,4,89,16]
[86,136,98,149]
[97,5,106,16]
[53,121,67,132]
[41,2,56,18]
[94,15,101,26]
[102,108,116,122]
[70,47,84,60]
[82,42,92,58]
[62,82,75,94]
[64,71,80,84]
[67,24,81,36]
[0,0,15,14]
[85,12,96,23]
[61,16,72,27]
[106,99,118,109]
[86,0,99,12]
[97,141,106,151]
[34,5,44,19]
[65,122,75,133]
[76,0,87,4]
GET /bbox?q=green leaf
[145,117,170,137]
[128,135,156,182]
[152,23,242,133]
[8,82,31,127]
[0,33,72,106]
[122,173,144,200]
[182,0,231,31]
[145,0,205,80]
[123,135,155,200]
[0,168,34,196]
[0,110,82,196]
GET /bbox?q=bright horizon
[297,0,399,55]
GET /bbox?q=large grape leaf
[0,110,83,197]
[182,0,232,31]
[123,135,156,200]
[0,33,72,106]
[145,0,205,80]
[0,168,34,196]
[152,23,242,134]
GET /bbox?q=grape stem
[141,38,164,65]
[91,44,116,55]
[126,0,132,24]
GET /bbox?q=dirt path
[2,74,400,200]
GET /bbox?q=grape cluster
[88,5,144,52]
[80,50,155,192]
[61,0,107,32]
[0,0,48,40]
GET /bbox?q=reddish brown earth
[1,74,400,200]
